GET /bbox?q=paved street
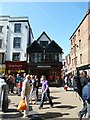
[0,87,86,120]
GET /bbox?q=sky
[0,2,89,58]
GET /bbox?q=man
[82,78,90,119]
[21,74,31,118]
[78,71,89,119]
[39,75,53,109]
[30,75,37,104]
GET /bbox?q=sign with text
[5,61,26,70]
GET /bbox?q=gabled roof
[45,40,63,53]
[27,41,43,53]
[37,31,52,42]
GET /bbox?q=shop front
[5,61,26,76]
[27,63,62,86]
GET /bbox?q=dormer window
[40,41,48,47]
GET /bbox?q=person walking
[30,75,37,104]
[78,70,89,119]
[39,75,53,109]
[35,75,39,101]
[6,75,15,93]
[15,74,22,94]
[21,74,31,118]
[82,78,90,119]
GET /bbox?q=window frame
[0,26,3,33]
[14,23,21,33]
[12,53,20,61]
[0,39,2,48]
[13,37,21,48]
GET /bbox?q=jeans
[39,89,53,108]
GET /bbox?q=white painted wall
[0,16,9,53]
[6,16,33,61]
[37,34,51,44]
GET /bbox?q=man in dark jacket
[78,71,89,119]
[73,69,82,97]
[82,78,90,118]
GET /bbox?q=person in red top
[18,80,22,96]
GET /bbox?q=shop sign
[6,61,26,70]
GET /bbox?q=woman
[21,74,31,118]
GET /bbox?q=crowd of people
[64,70,90,119]
[1,73,53,118]
[1,69,90,119]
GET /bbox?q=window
[13,53,20,61]
[0,26,3,33]
[38,53,43,62]
[34,53,38,63]
[88,35,90,40]
[14,23,21,33]
[80,54,82,64]
[79,39,81,48]
[55,53,59,62]
[13,37,21,48]
[0,53,5,63]
[0,39,2,48]
[78,29,80,36]
[71,40,73,45]
[40,41,48,47]
[71,48,73,54]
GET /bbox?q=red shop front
[5,61,27,76]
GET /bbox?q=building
[0,16,9,75]
[64,54,72,75]
[0,16,34,76]
[27,32,63,86]
[70,8,90,75]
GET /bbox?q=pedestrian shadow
[43,101,61,105]
[0,109,23,119]
[51,96,60,100]
[39,112,70,119]
[54,105,77,110]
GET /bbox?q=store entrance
[37,69,49,80]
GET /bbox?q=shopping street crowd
[1,73,53,118]
[1,70,90,119]
[63,70,90,119]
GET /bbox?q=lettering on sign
[9,65,22,68]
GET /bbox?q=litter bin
[0,78,9,112]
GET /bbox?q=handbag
[17,99,26,111]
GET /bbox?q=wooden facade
[27,32,63,86]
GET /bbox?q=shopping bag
[17,99,26,111]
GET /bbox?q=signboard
[5,61,26,70]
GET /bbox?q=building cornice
[69,9,90,40]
